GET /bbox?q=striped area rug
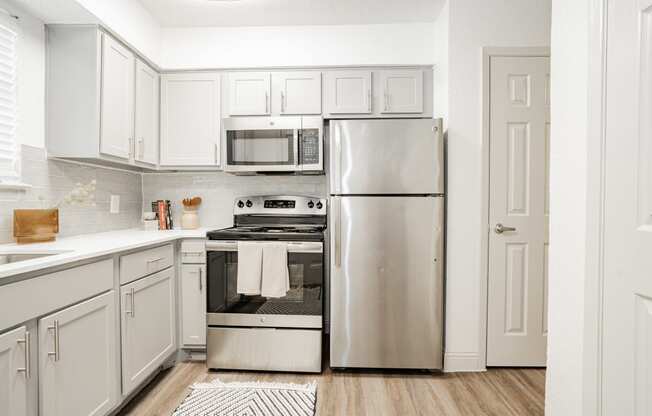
[172,379,317,416]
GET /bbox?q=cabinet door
[326,70,372,114]
[160,73,220,166]
[228,72,271,115]
[120,268,175,395]
[181,264,206,347]
[39,291,117,416]
[100,34,134,159]
[274,71,322,115]
[134,59,159,166]
[379,69,424,114]
[0,326,28,416]
[161,72,221,166]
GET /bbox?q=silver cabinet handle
[125,288,135,317]
[215,142,219,164]
[147,257,164,264]
[128,137,134,158]
[384,92,389,112]
[334,198,341,267]
[281,91,285,113]
[47,320,60,362]
[367,89,372,112]
[17,331,30,378]
[199,267,203,291]
[495,223,517,234]
[131,288,135,317]
[139,137,145,159]
[265,91,269,113]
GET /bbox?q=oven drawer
[120,244,174,285]
[207,327,322,373]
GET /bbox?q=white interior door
[487,56,550,366]
[600,1,652,413]
[100,34,134,160]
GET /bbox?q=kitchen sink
[0,250,71,265]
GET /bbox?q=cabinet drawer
[0,259,113,331]
[207,327,321,373]
[181,239,205,264]
[120,244,173,285]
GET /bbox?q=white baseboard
[444,352,486,372]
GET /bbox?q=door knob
[495,223,516,234]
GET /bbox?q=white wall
[545,0,589,413]
[444,0,551,371]
[160,23,435,69]
[432,1,449,122]
[73,0,161,64]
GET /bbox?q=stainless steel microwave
[223,116,323,174]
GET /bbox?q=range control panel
[234,195,326,216]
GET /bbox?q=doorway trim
[480,46,551,370]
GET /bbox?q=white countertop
[0,225,228,281]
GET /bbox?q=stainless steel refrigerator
[329,118,444,370]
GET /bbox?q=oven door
[224,117,300,173]
[206,241,323,329]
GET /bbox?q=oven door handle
[205,241,323,253]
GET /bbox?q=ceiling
[137,0,442,28]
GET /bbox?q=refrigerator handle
[334,197,341,267]
[335,124,342,193]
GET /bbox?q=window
[0,14,18,186]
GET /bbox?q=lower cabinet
[38,291,118,416]
[120,267,176,395]
[0,326,29,416]
[181,264,206,346]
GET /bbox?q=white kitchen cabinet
[134,59,159,166]
[228,72,271,116]
[326,70,372,114]
[0,326,29,416]
[273,71,322,115]
[160,72,221,167]
[181,264,206,347]
[39,291,118,416]
[120,268,175,395]
[100,33,135,160]
[379,69,424,114]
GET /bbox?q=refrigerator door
[329,195,444,369]
[330,118,443,195]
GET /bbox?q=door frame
[479,46,551,370]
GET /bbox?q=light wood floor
[117,362,545,416]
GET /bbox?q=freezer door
[329,196,444,369]
[330,118,443,195]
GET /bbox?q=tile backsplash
[142,172,327,229]
[0,145,143,243]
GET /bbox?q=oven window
[226,129,295,165]
[207,251,322,315]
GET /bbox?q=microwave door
[298,118,324,172]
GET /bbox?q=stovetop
[207,195,327,242]
[207,225,325,242]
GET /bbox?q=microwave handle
[294,129,301,169]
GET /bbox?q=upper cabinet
[47,26,158,171]
[134,59,159,166]
[379,69,424,114]
[325,70,372,114]
[227,71,322,116]
[160,73,221,167]
[228,72,271,116]
[273,71,322,115]
[100,34,134,160]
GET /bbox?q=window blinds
[0,18,17,184]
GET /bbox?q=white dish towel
[236,241,263,295]
[261,242,290,298]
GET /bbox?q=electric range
[205,195,326,373]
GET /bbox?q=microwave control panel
[301,129,320,165]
